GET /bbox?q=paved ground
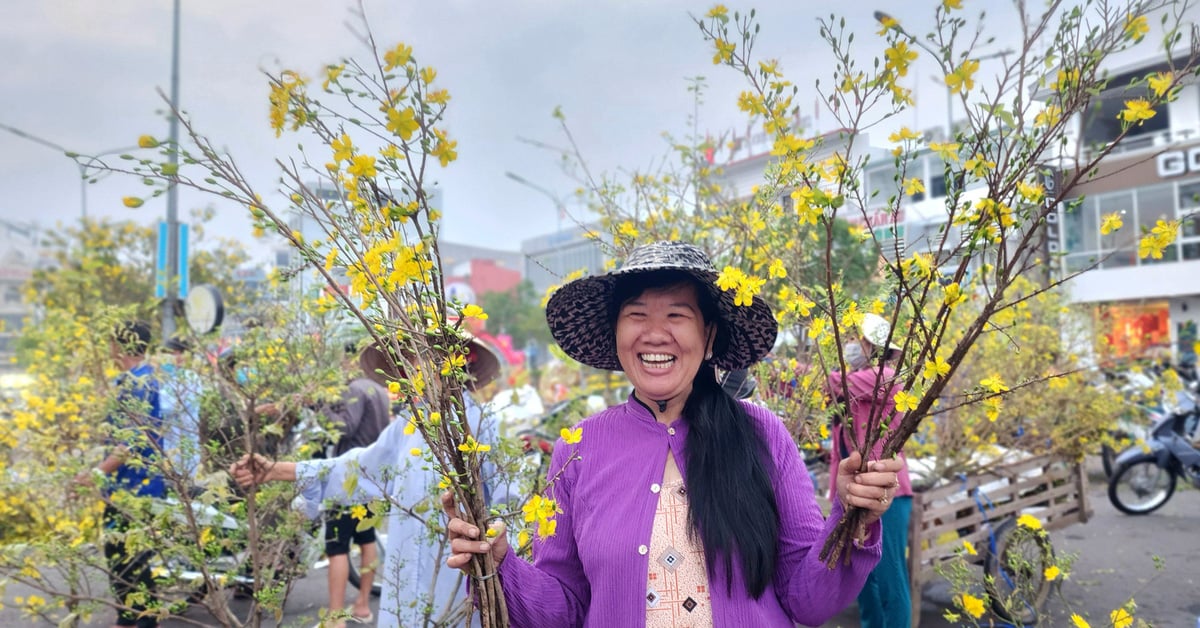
[3,458,1197,627]
[822,459,1200,627]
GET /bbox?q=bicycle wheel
[347,532,387,596]
[1108,459,1176,515]
[983,517,1055,624]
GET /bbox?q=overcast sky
[0,0,1126,263]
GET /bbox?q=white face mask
[843,341,869,371]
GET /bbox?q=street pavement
[3,458,1197,626]
[823,458,1200,627]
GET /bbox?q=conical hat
[358,329,501,393]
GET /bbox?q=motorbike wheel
[1108,459,1176,515]
[347,532,387,596]
[983,518,1056,625]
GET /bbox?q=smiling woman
[441,240,906,627]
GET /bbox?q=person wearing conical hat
[231,330,503,627]
[441,241,903,627]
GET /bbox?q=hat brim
[545,265,777,372]
[358,335,501,393]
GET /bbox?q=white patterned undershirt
[646,452,713,627]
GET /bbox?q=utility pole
[162,0,182,339]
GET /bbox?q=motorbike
[1107,384,1200,515]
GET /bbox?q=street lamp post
[0,122,137,222]
[161,0,183,339]
[505,171,565,233]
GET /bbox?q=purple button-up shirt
[497,396,881,627]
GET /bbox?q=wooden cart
[907,453,1093,626]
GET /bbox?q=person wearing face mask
[826,313,914,628]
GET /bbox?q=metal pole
[505,171,565,233]
[162,0,182,338]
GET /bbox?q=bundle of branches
[99,6,509,626]
[690,0,1200,567]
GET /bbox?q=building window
[1136,184,1178,264]
[1062,197,1099,254]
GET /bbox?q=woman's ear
[705,325,718,360]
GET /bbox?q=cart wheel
[983,517,1056,624]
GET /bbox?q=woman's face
[615,282,715,404]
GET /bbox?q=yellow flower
[137,135,158,149]
[1016,181,1045,204]
[924,358,950,380]
[980,374,1009,393]
[904,178,925,196]
[983,396,1002,421]
[945,59,980,95]
[1119,99,1156,125]
[560,426,582,444]
[962,540,977,556]
[386,106,419,141]
[965,153,995,177]
[943,0,962,9]
[347,154,377,179]
[1123,13,1149,41]
[1017,513,1043,530]
[517,528,531,548]
[1035,104,1063,127]
[1044,564,1061,580]
[929,141,960,161]
[1110,607,1133,628]
[706,4,728,19]
[537,517,558,538]
[350,504,368,520]
[387,381,401,395]
[767,259,787,279]
[403,418,417,436]
[384,42,413,70]
[332,134,354,162]
[420,66,438,84]
[716,266,745,291]
[462,304,488,320]
[959,593,985,619]
[944,282,967,308]
[1100,213,1124,235]
[409,447,422,456]
[884,42,918,77]
[1070,613,1090,628]
[875,14,898,35]
[893,390,919,413]
[458,435,491,454]
[617,220,639,239]
[887,127,920,144]
[1148,71,1173,98]
[122,197,144,209]
[322,63,344,90]
[712,38,736,65]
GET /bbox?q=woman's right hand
[441,491,509,570]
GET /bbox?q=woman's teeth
[639,353,675,369]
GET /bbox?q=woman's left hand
[835,451,903,527]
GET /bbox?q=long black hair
[611,270,780,597]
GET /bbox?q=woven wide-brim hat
[358,328,502,392]
[545,241,777,372]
